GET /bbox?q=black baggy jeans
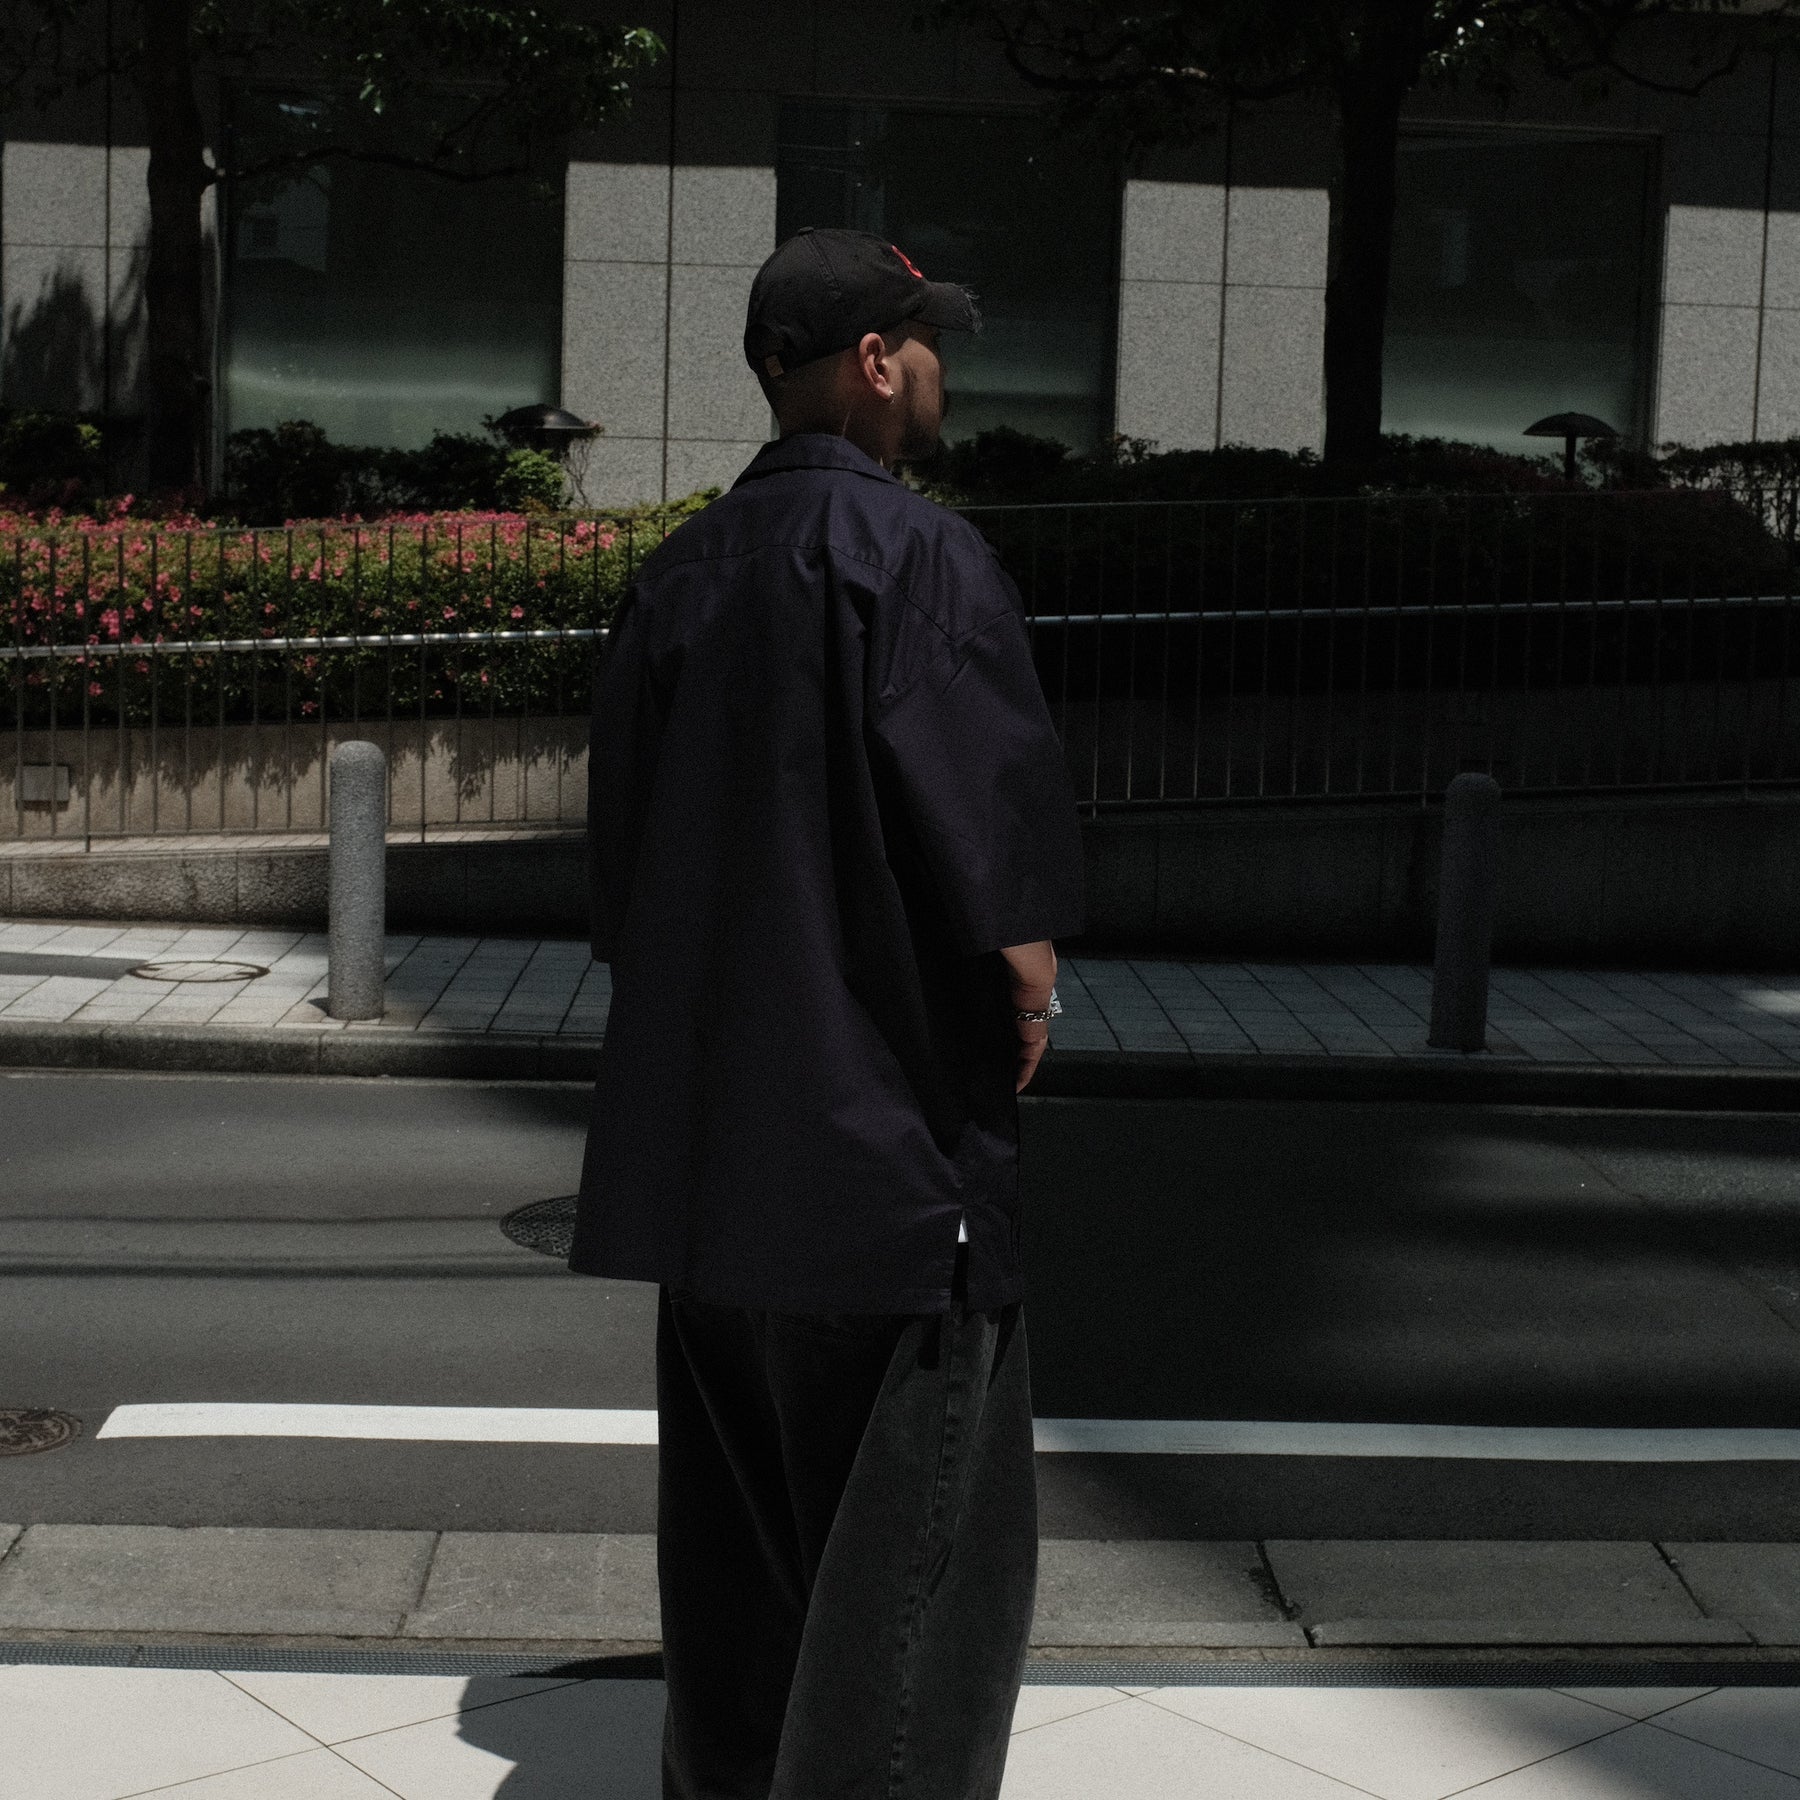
[655,1248,1037,1800]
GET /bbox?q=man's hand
[999,939,1058,1094]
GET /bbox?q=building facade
[4,4,1800,503]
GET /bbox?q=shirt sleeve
[867,570,1086,958]
[586,586,667,963]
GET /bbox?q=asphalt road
[3,1070,1799,1539]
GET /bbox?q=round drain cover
[130,960,270,984]
[500,1195,577,1259]
[0,1408,81,1456]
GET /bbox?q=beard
[897,384,944,463]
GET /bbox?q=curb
[2,1527,1795,1656]
[4,1020,1800,1107]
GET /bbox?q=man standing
[571,227,1085,1800]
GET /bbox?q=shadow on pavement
[455,1674,664,1797]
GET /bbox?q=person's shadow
[455,1665,664,1797]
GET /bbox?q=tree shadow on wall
[2,248,148,489]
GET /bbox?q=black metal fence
[6,488,1799,842]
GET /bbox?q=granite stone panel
[664,437,766,498]
[1754,307,1800,438]
[1218,283,1324,450]
[666,263,774,442]
[1665,1542,1800,1642]
[675,0,808,93]
[1033,1539,1290,1631]
[1114,279,1220,452]
[813,0,959,99]
[671,164,776,269]
[1265,1539,1715,1639]
[407,1532,660,1639]
[1120,179,1225,286]
[0,1524,437,1636]
[0,243,109,410]
[2,140,106,247]
[1760,136,1800,312]
[565,160,669,265]
[574,435,668,508]
[561,258,668,441]
[1654,301,1759,445]
[673,87,780,170]
[1661,133,1770,310]
[107,145,151,251]
[1225,184,1330,291]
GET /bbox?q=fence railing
[6,489,1800,842]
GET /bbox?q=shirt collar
[731,432,903,489]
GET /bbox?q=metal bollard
[327,740,387,1021]
[1428,772,1502,1052]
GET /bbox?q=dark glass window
[777,104,1119,452]
[222,90,563,450]
[1383,131,1657,452]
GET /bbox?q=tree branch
[220,141,529,190]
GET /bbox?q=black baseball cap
[743,227,980,378]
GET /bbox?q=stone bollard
[1428,772,1503,1052]
[327,740,387,1021]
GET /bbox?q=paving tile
[1470,1717,1800,1796]
[1264,1541,1721,1644]
[1,975,113,1019]
[129,1748,399,1797]
[1146,1685,1626,1800]
[998,1691,1370,1798]
[1558,1686,1720,1720]
[221,1669,579,1744]
[1651,1689,1800,1776]
[0,1665,317,1800]
[406,1531,659,1640]
[0,1524,437,1636]
[1665,1544,1800,1642]
[334,1677,666,1798]
[1009,1687,1135,1735]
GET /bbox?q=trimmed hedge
[1,494,715,729]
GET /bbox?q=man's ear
[855,331,895,400]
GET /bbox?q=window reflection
[1383,131,1656,454]
[777,103,1119,452]
[222,90,563,450]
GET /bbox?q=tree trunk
[138,0,211,495]
[1321,67,1407,466]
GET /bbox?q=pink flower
[509,604,524,619]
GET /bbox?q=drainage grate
[1,1643,1796,1686]
[129,960,270,984]
[500,1195,578,1259]
[0,1408,81,1456]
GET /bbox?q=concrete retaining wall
[2,788,1797,967]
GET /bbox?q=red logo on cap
[891,244,925,280]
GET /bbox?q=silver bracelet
[1015,987,1062,1024]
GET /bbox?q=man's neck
[778,419,895,469]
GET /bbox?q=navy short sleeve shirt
[570,433,1086,1313]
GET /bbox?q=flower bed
[1,496,714,730]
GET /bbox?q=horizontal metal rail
[0,626,608,661]
[6,591,1795,662]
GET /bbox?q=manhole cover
[0,1408,81,1456]
[500,1195,577,1259]
[129,960,270,984]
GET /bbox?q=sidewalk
[6,1652,1800,1800]
[4,1526,1800,1798]
[5,916,1800,1102]
[9,1650,1799,1800]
